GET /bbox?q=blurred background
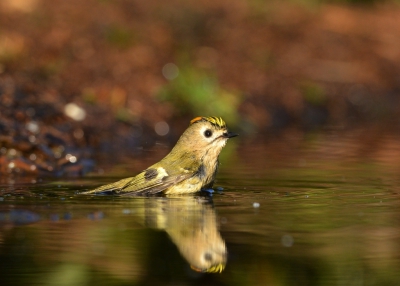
[1,0,400,176]
[2,2,400,285]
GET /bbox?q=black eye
[204,252,213,262]
[204,129,212,138]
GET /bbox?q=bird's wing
[82,159,201,196]
[119,167,189,196]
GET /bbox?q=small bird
[82,116,237,196]
[138,197,227,273]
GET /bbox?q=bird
[137,197,227,273]
[81,116,237,196]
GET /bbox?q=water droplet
[281,234,294,247]
[162,63,179,80]
[64,103,86,121]
[26,121,39,133]
[154,121,170,136]
[66,154,77,163]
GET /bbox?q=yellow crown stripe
[190,263,225,273]
[190,116,226,129]
[207,263,225,273]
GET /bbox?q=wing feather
[80,177,135,195]
[120,172,189,196]
[82,157,200,196]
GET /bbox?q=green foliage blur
[157,65,242,126]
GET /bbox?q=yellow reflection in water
[138,196,227,273]
[0,194,227,285]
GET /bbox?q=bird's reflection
[138,196,227,273]
[0,193,227,275]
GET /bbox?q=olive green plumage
[82,116,237,196]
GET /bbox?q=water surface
[1,131,400,286]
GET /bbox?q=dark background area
[1,0,400,176]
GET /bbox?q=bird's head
[173,116,237,159]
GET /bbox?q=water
[1,130,400,285]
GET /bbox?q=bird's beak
[223,131,238,138]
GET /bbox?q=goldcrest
[82,116,237,196]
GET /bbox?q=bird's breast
[164,161,218,195]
